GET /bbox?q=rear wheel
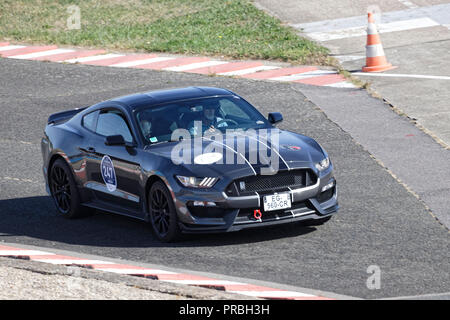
[148,181,181,242]
[49,158,92,219]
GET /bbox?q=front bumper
[172,169,339,233]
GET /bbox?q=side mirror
[268,112,283,124]
[105,135,126,146]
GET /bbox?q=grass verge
[0,0,329,64]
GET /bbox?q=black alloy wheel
[49,158,91,218]
[148,181,181,242]
[50,165,72,214]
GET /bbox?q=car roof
[109,86,235,111]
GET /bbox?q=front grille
[226,169,317,196]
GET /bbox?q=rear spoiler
[48,107,87,125]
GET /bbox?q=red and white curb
[0,42,356,88]
[0,244,331,300]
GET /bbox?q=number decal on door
[101,155,117,192]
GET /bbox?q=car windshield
[136,96,271,144]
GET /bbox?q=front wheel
[148,181,181,242]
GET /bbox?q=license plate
[263,193,291,212]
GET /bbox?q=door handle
[87,147,96,153]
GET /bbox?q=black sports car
[41,87,338,242]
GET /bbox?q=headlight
[315,157,330,171]
[176,176,218,188]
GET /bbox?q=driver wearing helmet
[188,100,228,135]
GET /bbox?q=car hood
[144,128,326,179]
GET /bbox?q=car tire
[302,216,332,226]
[49,158,92,219]
[148,181,181,242]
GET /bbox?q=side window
[219,99,251,120]
[96,110,133,143]
[82,111,98,132]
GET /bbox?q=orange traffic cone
[362,12,396,72]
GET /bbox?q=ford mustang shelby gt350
[41,87,338,242]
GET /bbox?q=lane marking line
[306,17,439,41]
[352,72,450,80]
[397,0,419,9]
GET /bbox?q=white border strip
[218,65,279,76]
[162,280,245,285]
[31,259,115,265]
[0,250,55,256]
[9,49,75,60]
[164,60,228,72]
[64,53,124,63]
[270,70,337,82]
[110,57,175,68]
[94,268,178,275]
[0,45,26,52]
[228,290,316,298]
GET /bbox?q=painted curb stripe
[93,268,178,275]
[294,73,347,86]
[0,250,56,256]
[0,45,26,52]
[162,280,245,285]
[187,61,263,75]
[137,57,211,70]
[218,65,279,76]
[241,66,318,79]
[9,48,75,60]
[64,53,125,64]
[227,290,315,298]
[32,259,116,265]
[34,49,107,62]
[82,53,157,66]
[269,70,337,82]
[164,60,228,72]
[110,56,175,68]
[0,45,58,57]
[0,43,355,88]
[0,244,330,300]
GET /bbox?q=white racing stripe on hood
[201,136,257,176]
[235,130,290,171]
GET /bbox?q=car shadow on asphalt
[0,196,317,248]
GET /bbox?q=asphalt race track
[0,58,448,299]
